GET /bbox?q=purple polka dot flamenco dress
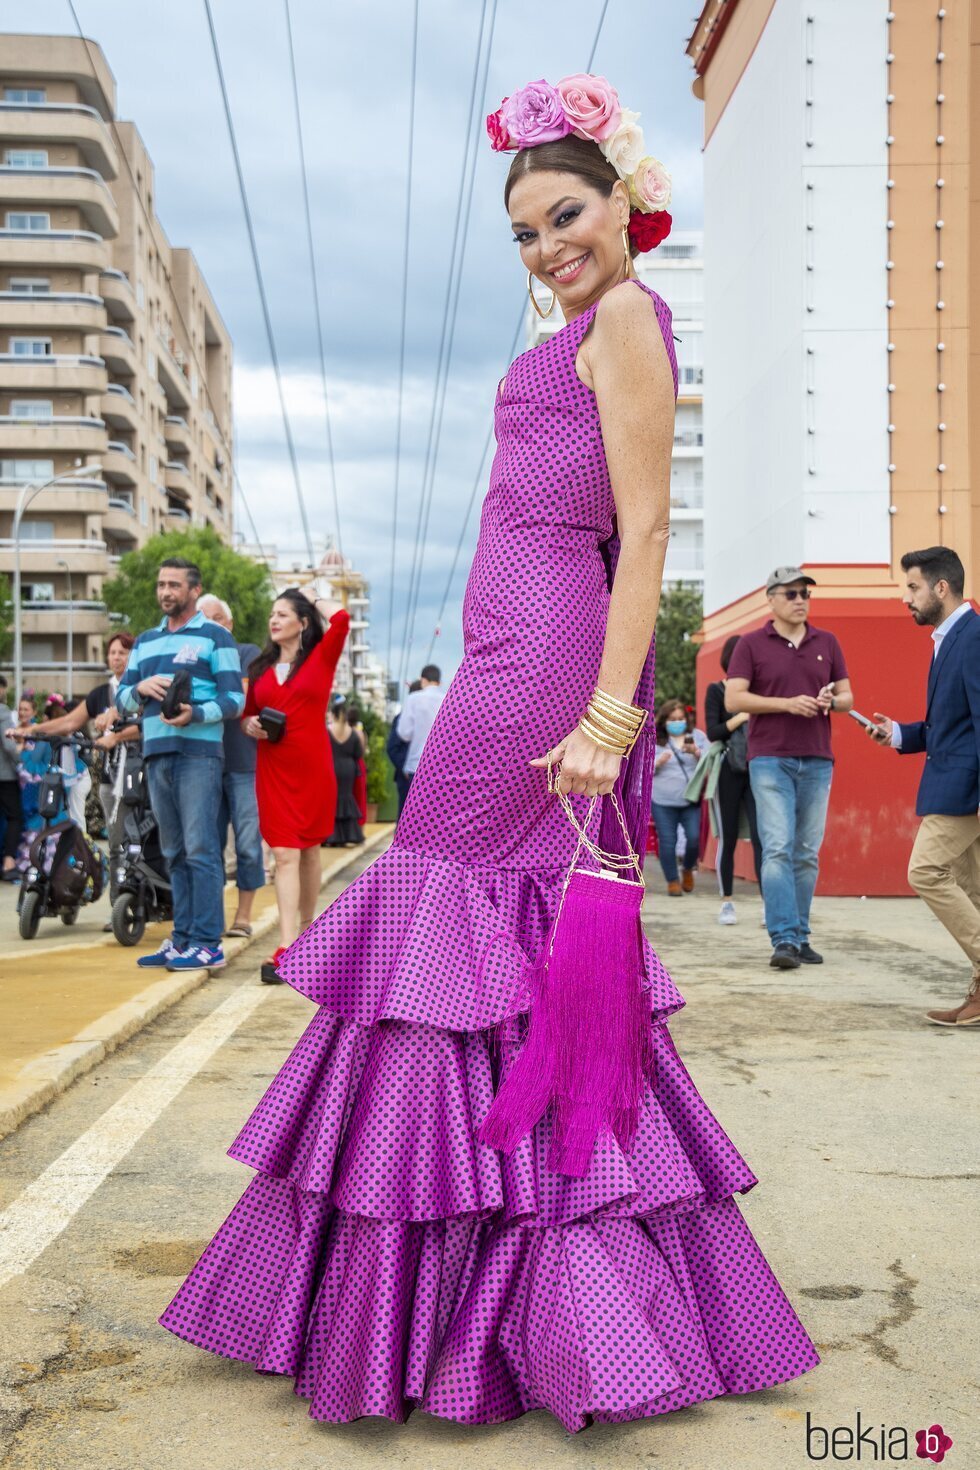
[159,279,819,1431]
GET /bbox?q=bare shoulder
[594,280,661,338]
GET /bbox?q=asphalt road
[0,851,976,1470]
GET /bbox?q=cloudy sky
[7,0,704,680]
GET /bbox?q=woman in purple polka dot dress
[160,76,820,1431]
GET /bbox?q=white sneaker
[718,900,737,926]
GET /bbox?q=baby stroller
[109,734,173,945]
[18,735,107,940]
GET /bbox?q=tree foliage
[0,574,12,668]
[654,582,703,711]
[102,527,273,648]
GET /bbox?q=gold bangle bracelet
[586,697,643,731]
[591,687,646,723]
[583,703,637,738]
[578,718,630,755]
[589,699,646,737]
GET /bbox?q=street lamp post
[13,466,103,701]
[55,558,73,701]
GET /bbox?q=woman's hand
[529,726,622,797]
[243,716,268,741]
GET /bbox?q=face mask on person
[666,719,687,737]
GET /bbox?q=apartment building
[0,34,233,692]
[525,228,705,589]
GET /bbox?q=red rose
[628,209,672,253]
[486,102,514,152]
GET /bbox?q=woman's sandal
[225,921,253,938]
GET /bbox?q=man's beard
[911,592,943,626]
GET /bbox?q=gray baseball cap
[766,565,817,592]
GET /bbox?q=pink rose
[555,73,621,142]
[502,80,571,148]
[630,156,672,213]
[486,101,513,152]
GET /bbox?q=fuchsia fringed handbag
[478,761,654,1178]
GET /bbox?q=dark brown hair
[249,588,324,684]
[106,630,135,656]
[900,545,965,597]
[654,697,687,746]
[720,634,741,673]
[504,135,637,256]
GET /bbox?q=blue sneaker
[137,938,181,969]
[166,944,226,972]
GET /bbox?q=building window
[9,400,53,419]
[4,149,47,168]
[5,211,50,232]
[1,459,54,483]
[19,519,55,540]
[149,454,158,482]
[8,277,50,294]
[10,338,52,356]
[3,88,47,104]
[23,582,55,603]
[136,280,145,309]
[140,497,148,526]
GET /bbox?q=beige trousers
[907,813,980,974]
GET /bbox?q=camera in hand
[258,707,287,743]
[160,669,192,720]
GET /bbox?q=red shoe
[260,945,288,986]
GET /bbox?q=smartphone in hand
[847,710,875,730]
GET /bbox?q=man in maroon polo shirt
[725,568,854,970]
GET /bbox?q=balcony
[99,325,136,377]
[103,496,139,543]
[0,353,107,394]
[0,289,106,333]
[102,440,138,487]
[165,504,191,523]
[21,600,110,636]
[0,166,119,239]
[0,101,119,179]
[0,537,108,575]
[99,268,135,324]
[0,477,107,514]
[163,414,191,455]
[0,412,107,455]
[0,228,109,273]
[163,460,191,495]
[155,334,192,411]
[101,382,138,432]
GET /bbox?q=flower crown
[487,74,672,253]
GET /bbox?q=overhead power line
[418,0,614,668]
[202,0,315,565]
[397,0,497,687]
[65,1,273,570]
[424,304,525,663]
[385,0,421,684]
[283,0,344,563]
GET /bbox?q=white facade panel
[702,0,889,614]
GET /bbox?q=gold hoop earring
[622,224,632,277]
[527,270,556,320]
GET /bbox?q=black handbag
[726,723,749,774]
[160,668,192,720]
[258,707,287,743]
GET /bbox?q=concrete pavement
[0,828,390,1142]
[0,854,976,1470]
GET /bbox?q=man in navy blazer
[870,547,980,1027]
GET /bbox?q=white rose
[599,109,646,179]
[630,156,672,213]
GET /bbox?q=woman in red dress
[243,588,350,983]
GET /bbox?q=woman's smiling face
[508,169,631,315]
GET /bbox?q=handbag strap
[546,753,644,883]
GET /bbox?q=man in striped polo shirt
[117,557,245,972]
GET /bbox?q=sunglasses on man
[775,588,812,602]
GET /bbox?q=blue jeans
[218,770,265,893]
[750,757,833,948]
[651,801,702,884]
[146,753,225,950]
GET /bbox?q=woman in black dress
[704,634,763,925]
[326,699,365,847]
